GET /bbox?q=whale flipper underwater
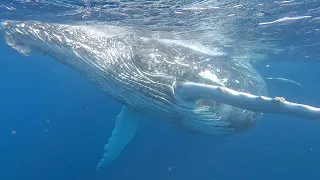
[97,105,140,169]
[1,20,320,169]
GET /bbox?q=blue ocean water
[1,1,320,180]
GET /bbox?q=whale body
[2,20,319,169]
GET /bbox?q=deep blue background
[1,30,320,180]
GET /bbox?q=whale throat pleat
[97,106,140,169]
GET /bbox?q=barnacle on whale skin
[274,96,285,103]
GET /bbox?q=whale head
[2,20,267,134]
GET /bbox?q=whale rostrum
[2,20,320,168]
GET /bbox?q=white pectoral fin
[97,105,140,170]
[175,81,320,121]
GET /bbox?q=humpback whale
[1,20,320,169]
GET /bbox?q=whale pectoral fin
[97,105,140,170]
[175,81,320,121]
